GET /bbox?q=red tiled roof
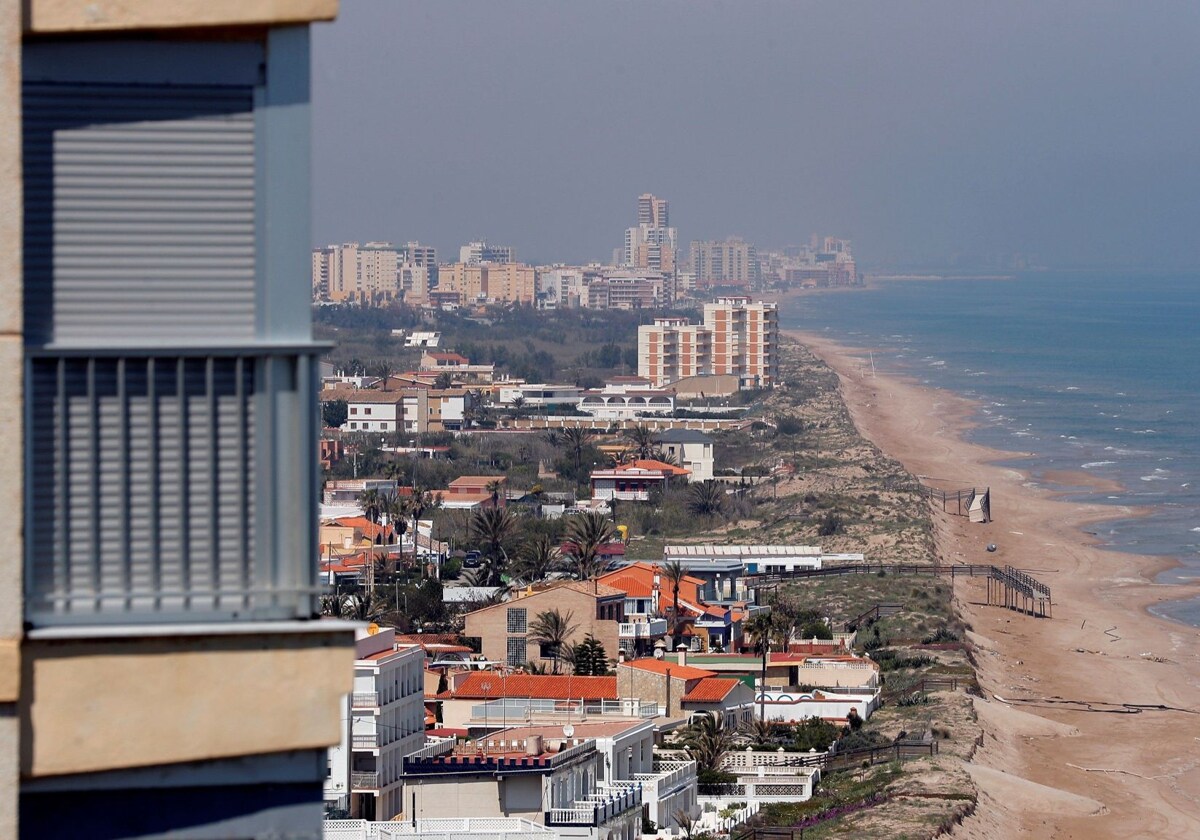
[620,459,690,476]
[619,658,716,680]
[603,575,652,597]
[330,516,398,542]
[559,541,625,558]
[683,677,741,703]
[452,672,617,701]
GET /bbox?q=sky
[312,1,1200,270]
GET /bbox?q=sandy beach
[791,330,1200,840]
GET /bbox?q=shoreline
[788,329,1200,839]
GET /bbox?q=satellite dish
[367,623,380,635]
[563,724,575,738]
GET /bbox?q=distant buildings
[459,240,514,265]
[690,237,759,288]
[623,193,678,273]
[638,297,779,389]
[313,241,431,305]
[434,261,535,305]
[759,236,858,288]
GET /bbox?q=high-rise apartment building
[623,194,677,273]
[434,263,534,305]
[459,240,514,265]
[401,241,438,271]
[8,3,354,837]
[637,299,778,389]
[313,242,403,304]
[703,297,779,387]
[638,318,714,387]
[690,238,759,288]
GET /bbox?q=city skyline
[312,1,1200,271]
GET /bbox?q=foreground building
[638,298,779,389]
[7,2,355,837]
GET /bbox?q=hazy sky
[312,1,1200,269]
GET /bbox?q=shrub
[817,512,842,536]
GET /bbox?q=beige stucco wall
[21,630,354,778]
[616,667,689,717]
[25,0,337,32]
[465,588,620,669]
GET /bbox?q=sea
[779,271,1200,628]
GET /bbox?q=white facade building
[326,629,427,821]
[656,430,715,482]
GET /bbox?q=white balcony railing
[351,692,380,709]
[468,698,660,723]
[324,818,555,840]
[618,618,668,639]
[351,772,379,790]
[631,759,697,798]
[352,733,380,749]
[545,784,642,827]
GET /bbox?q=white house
[497,383,583,407]
[326,629,427,821]
[578,386,675,420]
[656,429,714,482]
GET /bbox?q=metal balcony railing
[351,692,380,708]
[351,772,380,790]
[352,733,380,749]
[545,784,642,827]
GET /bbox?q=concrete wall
[616,667,690,717]
[0,1,21,834]
[465,588,620,669]
[21,630,353,778]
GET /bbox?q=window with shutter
[22,39,319,626]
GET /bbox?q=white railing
[325,818,555,840]
[351,692,380,708]
[722,748,829,770]
[350,772,379,790]
[352,733,380,749]
[468,698,659,722]
[631,759,696,797]
[545,784,642,827]
[407,738,456,760]
[618,618,668,638]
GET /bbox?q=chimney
[525,734,543,756]
[617,648,626,664]
[677,645,688,668]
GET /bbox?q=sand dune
[792,331,1200,839]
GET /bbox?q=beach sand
[792,330,1200,840]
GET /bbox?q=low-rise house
[463,580,629,669]
[656,429,715,482]
[402,733,642,840]
[714,750,822,804]
[590,460,689,502]
[660,651,881,694]
[419,351,496,383]
[578,387,675,420]
[498,383,584,407]
[441,475,507,509]
[325,629,427,821]
[616,658,754,729]
[755,687,878,725]
[323,479,402,506]
[598,562,706,626]
[439,672,623,731]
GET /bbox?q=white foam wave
[1081,461,1116,469]
[1140,474,1169,482]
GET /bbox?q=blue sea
[780,272,1200,628]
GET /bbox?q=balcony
[467,698,660,725]
[352,733,380,749]
[350,772,379,790]
[351,692,380,709]
[324,818,557,840]
[545,784,642,827]
[619,619,667,639]
[630,759,697,799]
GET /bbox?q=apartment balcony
[544,784,642,827]
[619,618,667,639]
[350,772,379,790]
[468,698,660,726]
[351,733,380,749]
[351,692,380,709]
[325,817,556,840]
[630,759,697,799]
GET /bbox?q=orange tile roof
[330,516,398,542]
[452,672,618,701]
[619,658,716,680]
[683,677,741,703]
[619,459,690,477]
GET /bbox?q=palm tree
[408,487,443,575]
[528,608,578,674]
[434,371,454,390]
[559,426,594,477]
[563,512,616,580]
[372,359,395,391]
[739,717,777,749]
[379,491,410,541]
[513,535,560,585]
[624,424,658,460]
[660,559,688,643]
[485,479,505,508]
[358,488,383,524]
[469,507,518,586]
[686,480,725,520]
[745,612,775,721]
[679,715,735,780]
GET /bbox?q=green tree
[563,512,616,580]
[358,488,383,524]
[468,507,518,586]
[624,424,658,460]
[571,634,612,676]
[558,426,594,478]
[434,371,454,390]
[321,398,348,429]
[792,716,840,752]
[528,608,578,675]
[686,480,726,520]
[745,611,775,721]
[660,559,688,642]
[678,715,736,783]
[513,535,560,585]
[372,359,395,391]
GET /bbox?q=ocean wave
[1082,461,1116,469]
[1132,429,1158,435]
[1140,474,1169,482]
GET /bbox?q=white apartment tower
[325,628,427,821]
[459,240,514,265]
[690,237,759,288]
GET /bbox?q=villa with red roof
[590,459,690,502]
[616,656,754,728]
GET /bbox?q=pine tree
[571,634,611,676]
